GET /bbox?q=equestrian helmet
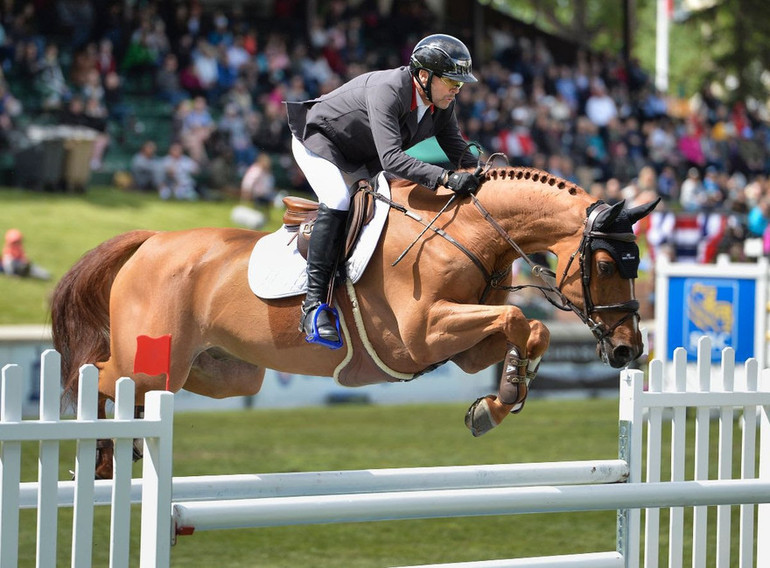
[409,34,477,83]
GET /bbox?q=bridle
[362,170,641,345]
[473,196,641,343]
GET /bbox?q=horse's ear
[626,198,661,225]
[594,200,625,229]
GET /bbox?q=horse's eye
[598,261,615,276]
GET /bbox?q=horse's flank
[51,230,158,409]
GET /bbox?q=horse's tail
[51,230,157,410]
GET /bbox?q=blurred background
[0,0,768,406]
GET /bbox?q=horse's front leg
[421,301,549,436]
[458,321,549,436]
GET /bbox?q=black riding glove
[444,171,480,197]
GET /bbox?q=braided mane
[388,166,586,197]
[482,167,585,196]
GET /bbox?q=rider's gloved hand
[443,171,480,197]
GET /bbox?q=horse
[51,166,657,478]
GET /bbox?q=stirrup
[304,303,343,349]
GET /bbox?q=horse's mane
[389,167,586,196]
[481,167,585,196]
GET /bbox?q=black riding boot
[300,203,348,345]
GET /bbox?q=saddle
[282,178,377,261]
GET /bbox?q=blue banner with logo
[666,276,756,362]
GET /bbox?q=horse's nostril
[613,345,633,364]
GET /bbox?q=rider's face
[430,74,462,109]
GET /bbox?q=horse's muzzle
[597,339,640,369]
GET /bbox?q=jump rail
[17,459,629,507]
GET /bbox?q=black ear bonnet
[586,199,660,279]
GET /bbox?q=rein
[360,184,509,303]
[472,195,640,343]
[363,174,640,343]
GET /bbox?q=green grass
[14,399,759,567]
[15,398,622,567]
[0,186,283,324]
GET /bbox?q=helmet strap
[413,69,435,105]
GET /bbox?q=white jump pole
[172,478,770,532]
[17,460,629,507]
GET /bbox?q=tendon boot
[299,203,348,348]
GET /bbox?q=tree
[683,0,770,102]
[488,0,770,101]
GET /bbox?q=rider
[286,33,481,347]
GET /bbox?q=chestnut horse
[51,167,656,478]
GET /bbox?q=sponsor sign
[666,276,756,362]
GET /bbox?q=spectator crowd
[0,0,768,258]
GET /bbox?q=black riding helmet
[409,34,477,104]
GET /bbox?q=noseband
[473,197,640,343]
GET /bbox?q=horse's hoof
[133,439,144,462]
[465,395,499,437]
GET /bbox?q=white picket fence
[1,338,769,567]
[0,351,174,568]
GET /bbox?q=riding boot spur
[300,203,348,347]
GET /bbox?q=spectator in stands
[95,38,117,77]
[679,167,705,212]
[218,103,256,172]
[130,140,162,192]
[678,121,706,171]
[155,53,187,106]
[103,70,130,126]
[700,165,725,211]
[584,79,617,147]
[14,41,43,87]
[225,33,251,75]
[37,43,69,111]
[747,196,770,238]
[69,43,98,92]
[79,68,104,106]
[622,165,658,207]
[121,18,160,88]
[58,95,110,171]
[240,152,276,212]
[159,142,200,200]
[252,98,290,154]
[191,39,219,100]
[180,95,214,164]
[220,78,252,115]
[645,119,677,172]
[0,81,22,149]
[657,165,679,203]
[83,96,110,171]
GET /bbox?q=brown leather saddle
[281,178,378,261]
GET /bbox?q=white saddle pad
[248,172,391,299]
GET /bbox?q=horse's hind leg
[95,396,115,479]
[93,336,188,478]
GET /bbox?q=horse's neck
[389,174,590,271]
[474,180,589,259]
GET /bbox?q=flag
[133,334,172,390]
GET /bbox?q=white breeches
[291,135,368,211]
